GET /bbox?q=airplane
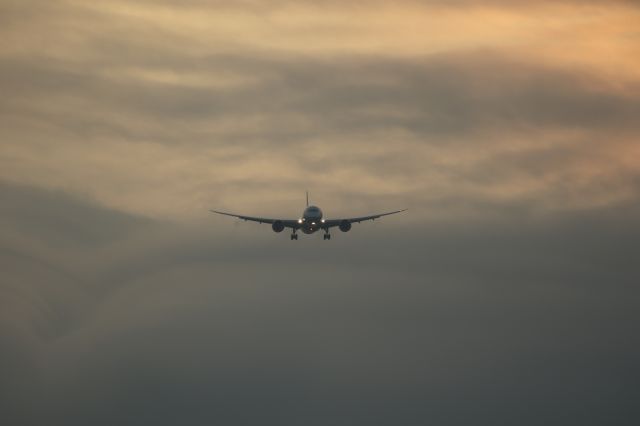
[210,192,406,240]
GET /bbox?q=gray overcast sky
[1,1,640,425]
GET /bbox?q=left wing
[210,210,300,229]
[323,209,407,228]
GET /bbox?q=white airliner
[211,192,406,240]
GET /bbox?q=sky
[1,0,639,425]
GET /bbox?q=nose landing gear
[290,232,298,240]
[323,230,331,240]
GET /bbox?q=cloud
[2,1,639,220]
[2,48,639,219]
[1,182,639,425]
[1,1,640,424]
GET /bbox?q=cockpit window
[305,206,322,217]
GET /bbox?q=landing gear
[290,232,298,240]
[323,230,331,240]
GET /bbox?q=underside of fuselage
[301,223,321,234]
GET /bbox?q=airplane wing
[210,210,300,228]
[323,209,407,228]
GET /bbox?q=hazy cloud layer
[2,183,639,425]
[1,1,640,425]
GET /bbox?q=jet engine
[339,220,352,232]
[272,220,285,233]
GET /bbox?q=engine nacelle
[339,220,352,232]
[272,220,285,233]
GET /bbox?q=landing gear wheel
[291,233,298,240]
[323,233,331,240]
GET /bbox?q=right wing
[210,210,300,229]
[323,209,407,228]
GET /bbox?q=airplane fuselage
[300,205,324,234]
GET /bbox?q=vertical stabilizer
[306,191,309,207]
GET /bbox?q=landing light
[298,219,303,224]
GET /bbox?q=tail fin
[306,191,309,207]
